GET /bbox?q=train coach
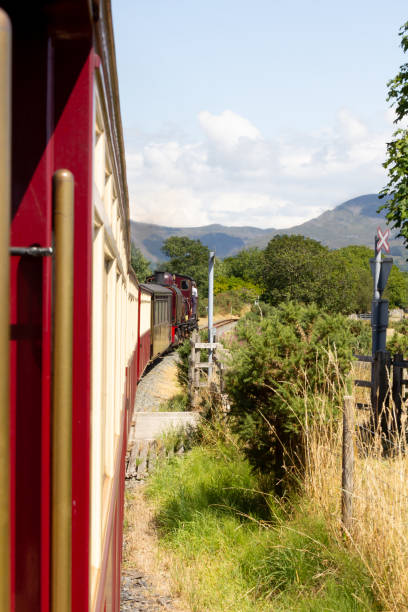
[0,1,198,611]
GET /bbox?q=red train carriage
[1,2,199,611]
[139,283,172,358]
[2,1,140,610]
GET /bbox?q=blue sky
[112,1,407,228]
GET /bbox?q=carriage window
[181,280,190,290]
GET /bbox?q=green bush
[386,317,408,355]
[176,339,191,389]
[224,302,369,478]
[214,287,258,316]
[391,317,408,334]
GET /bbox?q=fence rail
[354,350,406,435]
[188,330,230,410]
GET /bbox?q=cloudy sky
[112,1,407,229]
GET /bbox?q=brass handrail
[0,9,11,611]
[51,169,74,612]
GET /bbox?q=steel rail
[0,9,11,611]
[200,317,239,331]
[51,170,74,612]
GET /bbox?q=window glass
[181,280,189,290]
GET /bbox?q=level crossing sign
[377,226,390,253]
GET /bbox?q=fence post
[392,353,403,435]
[188,330,198,404]
[342,396,354,532]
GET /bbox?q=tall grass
[304,393,408,610]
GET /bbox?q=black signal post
[370,234,393,355]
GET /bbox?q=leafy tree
[223,247,265,286]
[214,275,261,296]
[331,245,407,309]
[262,234,333,307]
[161,236,210,295]
[380,21,408,244]
[335,245,373,267]
[261,237,405,313]
[329,246,372,313]
[130,244,152,282]
[384,266,408,308]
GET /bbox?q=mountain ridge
[130,194,408,269]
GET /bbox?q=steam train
[144,271,198,347]
[0,1,196,611]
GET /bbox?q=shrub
[176,339,191,389]
[224,302,368,479]
[214,287,259,316]
[159,392,189,412]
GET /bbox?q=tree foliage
[223,247,265,287]
[384,266,408,308]
[130,244,152,282]
[380,21,408,245]
[162,236,210,295]
[262,235,327,305]
[259,237,407,312]
[261,235,378,313]
[214,275,261,296]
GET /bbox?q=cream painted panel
[140,293,151,336]
[90,225,104,594]
[104,258,116,479]
[94,132,105,200]
[112,199,118,240]
[121,281,126,394]
[104,174,113,225]
[114,274,122,437]
[128,282,139,355]
[92,81,145,611]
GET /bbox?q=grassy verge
[146,428,378,611]
[159,392,190,412]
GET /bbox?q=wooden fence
[354,350,408,436]
[188,329,230,410]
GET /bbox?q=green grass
[158,392,190,412]
[146,440,379,611]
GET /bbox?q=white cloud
[337,108,368,141]
[126,108,393,228]
[198,109,261,151]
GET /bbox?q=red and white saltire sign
[377,226,390,253]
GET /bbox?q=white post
[208,251,215,378]
[374,237,381,300]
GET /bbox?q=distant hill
[130,194,408,270]
[129,222,267,261]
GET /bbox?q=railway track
[200,317,239,336]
